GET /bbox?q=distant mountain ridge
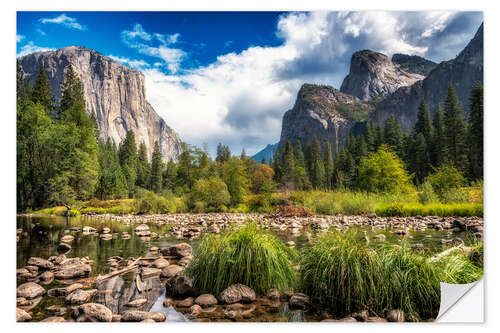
[18,46,183,162]
[251,143,278,164]
[391,53,437,76]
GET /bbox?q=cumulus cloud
[107,54,151,71]
[126,12,483,156]
[39,13,87,31]
[16,34,24,43]
[17,41,54,57]
[121,24,185,73]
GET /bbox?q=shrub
[418,181,438,204]
[191,177,230,210]
[356,145,414,193]
[425,164,465,196]
[134,191,174,214]
[185,222,296,296]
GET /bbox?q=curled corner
[436,278,484,322]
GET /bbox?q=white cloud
[39,13,87,31]
[107,55,151,71]
[17,41,54,57]
[121,24,185,73]
[126,12,482,156]
[36,28,46,36]
[16,34,24,43]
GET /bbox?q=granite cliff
[370,24,483,131]
[340,50,424,101]
[18,46,183,162]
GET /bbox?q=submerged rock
[288,293,310,310]
[219,284,256,304]
[48,283,83,297]
[41,316,66,322]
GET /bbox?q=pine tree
[31,65,54,112]
[415,100,434,144]
[407,133,427,184]
[240,148,247,161]
[309,137,325,189]
[383,117,403,156]
[431,105,445,167]
[162,160,178,190]
[413,100,434,178]
[150,141,163,193]
[323,141,334,190]
[293,140,306,169]
[364,122,376,152]
[281,140,295,190]
[136,143,151,188]
[261,157,267,165]
[216,143,230,163]
[468,82,483,180]
[443,85,468,171]
[119,130,138,198]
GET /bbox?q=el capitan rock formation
[18,46,182,162]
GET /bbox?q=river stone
[219,284,256,304]
[141,318,156,322]
[48,283,83,297]
[177,297,194,307]
[83,226,97,233]
[46,305,67,316]
[41,316,66,322]
[74,303,113,322]
[178,256,193,267]
[135,224,151,237]
[189,304,203,316]
[207,224,220,234]
[57,243,72,253]
[16,268,34,279]
[17,296,42,311]
[54,259,91,279]
[121,310,166,322]
[195,294,218,307]
[353,310,369,322]
[141,267,161,279]
[162,243,192,258]
[112,314,122,322]
[66,289,98,304]
[165,276,196,297]
[16,308,32,322]
[17,282,45,299]
[102,227,111,234]
[27,257,54,270]
[387,309,405,322]
[161,264,184,278]
[39,271,54,283]
[163,297,174,307]
[153,257,169,269]
[125,298,147,307]
[61,235,74,243]
[288,293,310,310]
[100,233,113,240]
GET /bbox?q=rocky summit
[279,84,373,155]
[370,23,483,131]
[18,46,183,162]
[340,50,423,101]
[391,53,437,76]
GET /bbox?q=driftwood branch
[95,257,142,282]
[428,245,470,262]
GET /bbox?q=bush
[191,177,230,210]
[418,181,438,204]
[134,191,175,214]
[425,164,465,196]
[185,222,296,296]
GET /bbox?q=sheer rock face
[18,46,182,162]
[340,50,424,101]
[391,53,437,76]
[370,23,483,131]
[279,84,373,155]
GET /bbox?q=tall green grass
[299,230,483,320]
[185,222,296,296]
[375,202,483,217]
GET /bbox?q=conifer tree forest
[17,61,483,214]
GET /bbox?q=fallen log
[428,245,470,262]
[95,257,142,282]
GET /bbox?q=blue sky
[16,11,483,156]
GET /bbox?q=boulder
[54,259,91,279]
[27,257,54,270]
[17,282,45,299]
[161,264,184,278]
[352,310,369,322]
[153,258,170,269]
[134,224,151,237]
[188,304,203,316]
[141,267,161,279]
[219,284,256,304]
[48,283,83,297]
[121,310,166,322]
[74,303,113,322]
[39,271,54,283]
[65,289,98,305]
[195,294,218,307]
[177,297,194,307]
[16,308,31,322]
[288,293,310,310]
[57,243,72,253]
[162,243,192,258]
[165,276,196,297]
[17,296,42,311]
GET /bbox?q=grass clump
[185,222,296,296]
[375,202,483,217]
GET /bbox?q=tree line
[271,83,483,191]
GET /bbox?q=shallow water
[16,214,468,322]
